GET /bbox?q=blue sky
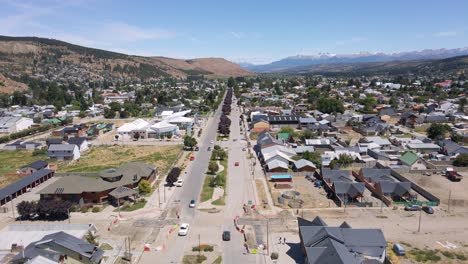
[0,0,467,64]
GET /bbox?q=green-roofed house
[39,162,157,204]
[399,152,427,170]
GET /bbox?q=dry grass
[0,150,48,188]
[59,145,182,174]
[255,179,271,210]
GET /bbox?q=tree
[227,77,236,88]
[165,132,173,139]
[300,129,317,142]
[361,95,377,113]
[279,127,296,137]
[166,167,181,186]
[78,111,87,118]
[453,154,468,167]
[183,136,198,149]
[138,179,151,194]
[85,230,99,246]
[36,200,72,220]
[330,154,354,169]
[426,123,451,140]
[316,97,344,114]
[104,108,116,119]
[303,151,321,167]
[208,161,219,174]
[17,201,38,219]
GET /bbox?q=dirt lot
[58,145,182,174]
[403,171,468,208]
[268,177,337,209]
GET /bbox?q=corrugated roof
[0,169,53,201]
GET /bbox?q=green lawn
[99,243,114,251]
[200,175,215,202]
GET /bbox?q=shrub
[203,245,214,252]
[80,207,90,213]
[92,207,101,213]
[138,179,151,194]
[270,252,279,260]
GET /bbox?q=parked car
[174,179,184,187]
[422,206,434,214]
[194,146,199,151]
[207,147,211,151]
[189,199,196,208]
[393,243,406,256]
[210,140,214,144]
[178,223,190,236]
[242,148,246,151]
[190,156,195,161]
[404,204,421,211]
[222,231,231,241]
[234,162,239,166]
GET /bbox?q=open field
[58,145,182,174]
[255,179,271,210]
[0,150,48,188]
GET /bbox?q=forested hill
[0,35,252,82]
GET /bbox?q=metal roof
[0,169,54,201]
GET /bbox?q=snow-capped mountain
[243,48,468,73]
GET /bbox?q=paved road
[160,95,225,263]
[221,98,258,264]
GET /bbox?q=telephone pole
[417,209,422,232]
[448,190,452,212]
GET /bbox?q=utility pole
[163,185,166,203]
[67,208,71,224]
[198,234,201,257]
[158,186,161,208]
[417,209,422,233]
[266,219,270,255]
[448,190,452,212]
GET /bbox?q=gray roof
[25,160,49,170]
[299,117,317,123]
[12,231,104,263]
[294,159,316,169]
[361,168,394,182]
[0,116,22,127]
[378,181,411,197]
[321,169,353,182]
[109,186,137,199]
[294,146,315,154]
[0,169,53,201]
[266,115,300,123]
[298,217,387,264]
[333,182,365,197]
[257,132,282,147]
[48,144,78,152]
[40,162,155,195]
[67,137,87,147]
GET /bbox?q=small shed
[271,174,292,182]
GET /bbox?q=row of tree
[166,167,181,186]
[218,88,233,136]
[17,200,72,220]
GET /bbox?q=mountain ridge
[0,35,252,81]
[244,47,468,72]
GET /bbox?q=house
[39,162,157,204]
[46,138,65,147]
[399,152,427,170]
[48,144,81,161]
[378,107,397,117]
[0,117,34,134]
[251,119,270,133]
[11,231,104,264]
[399,112,423,128]
[266,115,300,129]
[52,123,88,138]
[293,159,316,172]
[298,216,387,264]
[299,117,317,128]
[257,131,282,149]
[3,141,43,151]
[67,137,89,151]
[320,169,366,204]
[293,103,309,114]
[406,143,440,153]
[20,160,49,174]
[440,139,468,157]
[358,168,413,202]
[277,132,293,143]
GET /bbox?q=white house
[0,117,34,134]
[48,144,81,161]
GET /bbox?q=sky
[0,0,467,64]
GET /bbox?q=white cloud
[228,31,244,39]
[434,31,458,37]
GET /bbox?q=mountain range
[242,48,468,73]
[0,35,251,85]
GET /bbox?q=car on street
[222,231,231,241]
[234,162,239,166]
[210,140,214,144]
[178,223,190,236]
[404,204,421,211]
[194,146,199,151]
[174,179,184,187]
[242,148,246,151]
[422,206,434,214]
[393,243,406,256]
[189,199,196,208]
[207,147,211,151]
[190,156,195,161]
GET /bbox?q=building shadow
[284,242,305,263]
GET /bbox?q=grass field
[0,150,48,188]
[59,145,182,174]
[200,175,215,202]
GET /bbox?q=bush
[192,244,214,252]
[92,207,101,213]
[32,148,47,156]
[270,252,279,260]
[80,207,90,213]
[453,154,468,167]
[138,179,151,194]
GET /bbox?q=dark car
[422,206,434,214]
[404,204,421,211]
[207,147,211,151]
[222,231,231,241]
[194,146,199,151]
